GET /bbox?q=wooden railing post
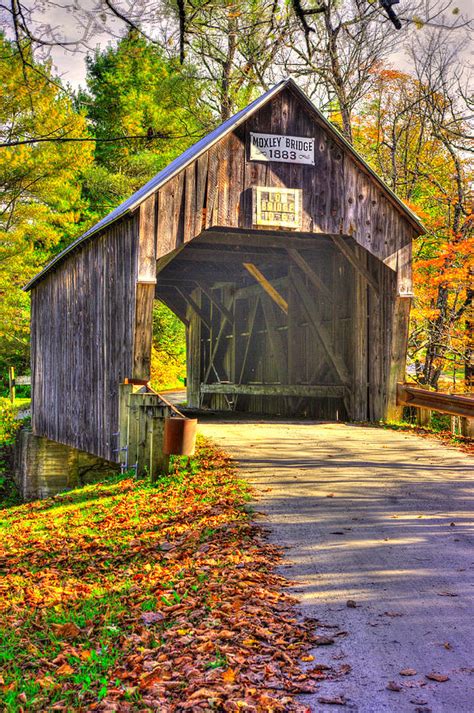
[8,366,15,404]
[119,382,171,479]
[416,384,431,427]
[461,418,474,439]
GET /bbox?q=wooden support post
[186,293,202,408]
[416,384,431,427]
[149,409,169,481]
[242,262,288,314]
[385,296,412,421]
[197,284,234,324]
[119,383,170,478]
[132,283,155,380]
[461,418,474,438]
[352,248,368,421]
[8,366,15,404]
[260,295,287,384]
[119,382,133,470]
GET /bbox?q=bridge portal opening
[156,227,396,421]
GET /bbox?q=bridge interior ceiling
[155,228,396,421]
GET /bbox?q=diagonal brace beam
[243,262,288,314]
[330,235,379,295]
[176,287,211,330]
[287,248,334,304]
[197,283,234,324]
[293,277,350,384]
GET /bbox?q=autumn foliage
[0,439,328,711]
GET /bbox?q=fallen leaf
[51,622,81,640]
[18,693,27,703]
[301,655,314,662]
[400,668,417,676]
[56,663,74,676]
[387,681,402,691]
[314,636,335,646]
[437,591,458,597]
[222,668,236,683]
[383,611,403,617]
[317,695,346,705]
[426,672,449,682]
[141,611,165,625]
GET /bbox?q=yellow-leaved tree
[0,34,94,375]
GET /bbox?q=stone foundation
[14,429,119,501]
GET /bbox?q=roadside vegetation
[0,439,321,711]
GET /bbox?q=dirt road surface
[197,418,474,713]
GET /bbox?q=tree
[78,30,208,217]
[163,0,291,120]
[0,34,93,374]
[354,40,473,389]
[284,0,400,141]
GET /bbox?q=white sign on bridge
[250,132,315,165]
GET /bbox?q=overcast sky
[14,0,474,90]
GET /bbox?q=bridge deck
[198,418,474,713]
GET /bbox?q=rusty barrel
[163,417,198,456]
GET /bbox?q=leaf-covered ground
[0,438,321,712]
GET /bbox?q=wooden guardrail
[397,383,474,421]
[8,367,31,403]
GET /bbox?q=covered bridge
[25,78,424,467]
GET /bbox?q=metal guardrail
[397,383,474,420]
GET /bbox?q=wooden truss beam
[197,283,234,324]
[242,263,288,314]
[260,295,287,384]
[198,229,335,252]
[155,290,190,326]
[292,278,350,384]
[200,383,347,397]
[330,235,379,295]
[156,246,185,273]
[176,287,211,330]
[286,249,334,304]
[171,247,289,263]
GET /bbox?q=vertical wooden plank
[132,283,155,381]
[194,153,209,235]
[205,147,219,228]
[138,195,157,281]
[352,246,368,420]
[184,164,195,243]
[385,295,412,421]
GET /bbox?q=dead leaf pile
[0,438,322,711]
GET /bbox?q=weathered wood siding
[31,215,140,461]
[30,81,420,457]
[153,86,418,269]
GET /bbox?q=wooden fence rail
[8,367,31,403]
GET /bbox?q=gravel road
[197,418,474,713]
